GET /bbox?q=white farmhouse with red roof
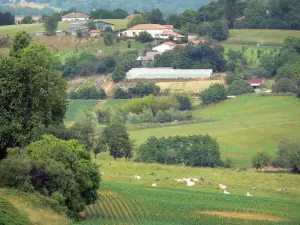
[244,78,265,88]
[152,42,177,53]
[119,24,184,41]
[62,12,89,22]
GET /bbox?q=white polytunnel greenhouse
[126,68,213,79]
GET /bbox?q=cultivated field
[65,99,98,122]
[223,29,300,46]
[129,95,300,166]
[75,181,300,225]
[156,80,225,94]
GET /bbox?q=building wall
[119,29,171,38]
[152,44,174,53]
[62,17,89,22]
[90,33,100,37]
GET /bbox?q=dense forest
[0,5,55,16]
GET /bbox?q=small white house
[152,42,176,53]
[62,12,89,22]
[119,24,184,40]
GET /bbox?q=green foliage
[272,78,296,93]
[0,135,100,216]
[129,82,161,97]
[101,122,133,160]
[9,31,31,56]
[148,8,165,24]
[227,80,254,96]
[176,95,192,111]
[0,12,15,26]
[225,73,241,85]
[76,85,107,100]
[43,15,59,35]
[0,197,30,225]
[210,20,229,41]
[89,8,128,19]
[127,14,148,28]
[21,16,34,24]
[252,151,271,171]
[200,83,227,105]
[0,35,67,160]
[103,32,115,46]
[137,134,222,167]
[136,31,153,43]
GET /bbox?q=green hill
[129,95,300,166]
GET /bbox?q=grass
[0,22,69,36]
[65,99,98,122]
[100,19,127,30]
[103,99,129,107]
[74,181,300,225]
[128,95,300,167]
[223,29,300,46]
[0,188,69,225]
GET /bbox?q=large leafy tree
[0,32,67,160]
[200,83,227,105]
[101,122,133,160]
[43,15,58,34]
[252,152,271,171]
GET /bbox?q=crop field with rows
[75,182,300,225]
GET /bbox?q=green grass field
[65,99,98,122]
[74,181,300,225]
[223,29,300,46]
[129,95,300,166]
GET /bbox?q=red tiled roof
[165,25,174,29]
[129,24,172,30]
[62,13,88,18]
[162,42,176,46]
[244,79,265,85]
[191,39,208,45]
[90,30,101,33]
[162,30,184,38]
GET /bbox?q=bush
[129,82,161,97]
[0,135,101,216]
[200,83,227,105]
[69,91,77,99]
[272,78,297,93]
[114,87,131,99]
[96,107,112,123]
[225,73,241,85]
[176,95,192,111]
[0,197,30,225]
[76,85,107,99]
[137,134,222,167]
[136,31,153,43]
[227,80,254,96]
[247,67,271,78]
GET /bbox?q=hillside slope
[130,95,300,166]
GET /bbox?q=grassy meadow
[223,29,300,46]
[129,95,300,166]
[65,99,98,122]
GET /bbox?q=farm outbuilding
[126,68,213,80]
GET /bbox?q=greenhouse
[126,68,213,79]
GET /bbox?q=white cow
[152,183,157,187]
[187,181,195,187]
[135,175,141,180]
[175,179,184,183]
[224,190,230,194]
[219,184,227,190]
[246,192,253,196]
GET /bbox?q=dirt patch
[198,211,289,222]
[98,190,118,197]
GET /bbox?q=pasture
[75,181,300,225]
[129,95,300,166]
[65,99,98,122]
[223,29,300,46]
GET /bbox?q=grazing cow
[135,175,141,180]
[200,177,205,182]
[152,183,157,187]
[224,190,230,194]
[219,184,227,190]
[187,181,195,187]
[246,192,253,197]
[252,185,256,190]
[175,179,184,183]
[192,178,199,182]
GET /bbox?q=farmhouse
[118,24,184,40]
[62,12,89,22]
[93,20,115,31]
[137,52,162,66]
[67,21,89,35]
[244,78,265,88]
[152,42,176,53]
[126,68,213,80]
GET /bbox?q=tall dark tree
[0,12,15,26]
[101,122,133,160]
[43,15,58,35]
[0,32,68,160]
[148,8,164,24]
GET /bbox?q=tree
[252,152,272,171]
[176,95,192,111]
[0,12,15,26]
[103,32,114,46]
[112,63,127,82]
[200,83,227,105]
[272,78,296,93]
[225,72,241,85]
[101,122,133,160]
[166,13,181,29]
[127,14,148,28]
[243,0,267,28]
[210,20,229,41]
[21,16,34,24]
[148,8,164,24]
[92,136,107,158]
[9,31,31,57]
[227,80,254,95]
[43,15,58,35]
[0,34,67,160]
[136,31,153,43]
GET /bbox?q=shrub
[252,152,272,171]
[129,82,161,97]
[136,31,153,43]
[272,78,297,93]
[225,73,241,85]
[176,95,192,111]
[114,87,131,99]
[96,107,112,123]
[200,83,227,105]
[76,85,107,99]
[69,91,77,99]
[227,80,254,95]
[247,67,271,78]
[137,134,222,167]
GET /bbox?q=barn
[126,68,213,80]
